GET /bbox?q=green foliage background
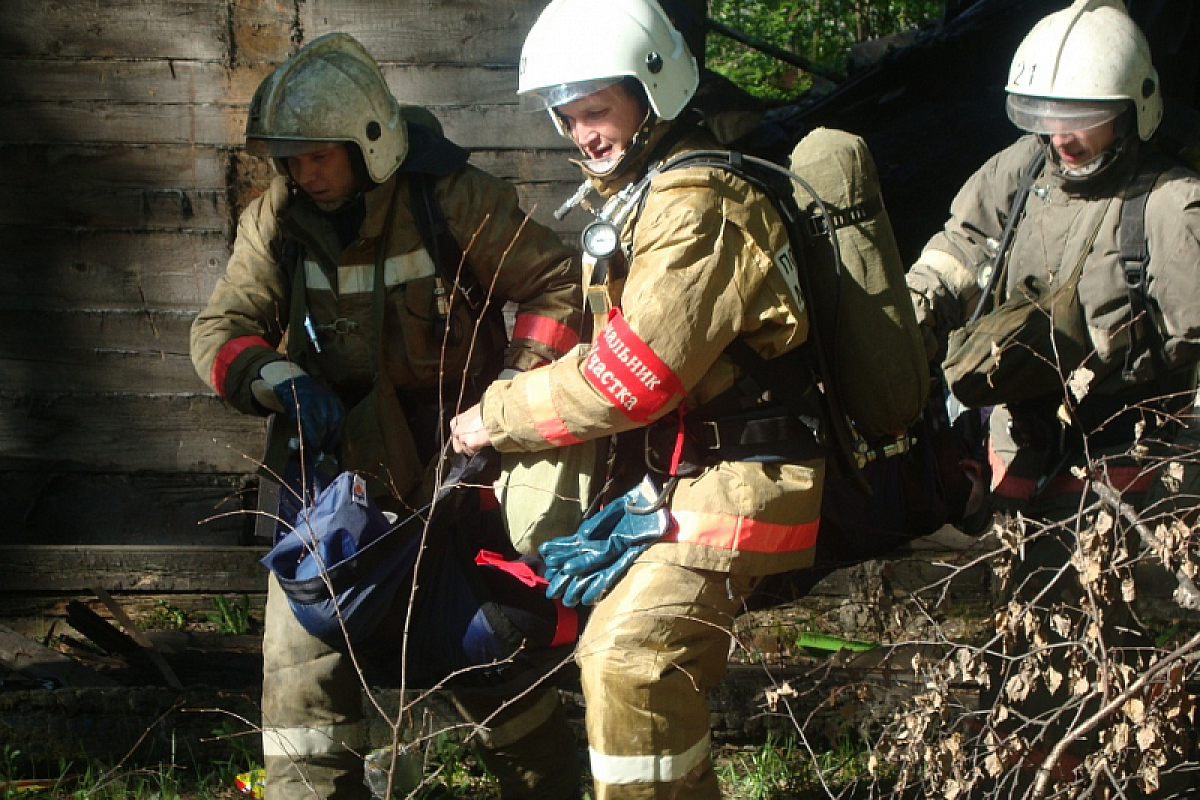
[706,0,943,99]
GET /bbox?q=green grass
[207,595,253,635]
[4,727,882,799]
[0,731,511,799]
[716,731,881,799]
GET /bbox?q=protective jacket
[908,134,1200,508]
[191,127,582,485]
[191,126,584,800]
[479,118,824,576]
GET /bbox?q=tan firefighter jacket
[191,144,582,491]
[908,134,1200,504]
[480,119,824,576]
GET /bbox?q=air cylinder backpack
[587,126,930,483]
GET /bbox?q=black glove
[273,375,345,453]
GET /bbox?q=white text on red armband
[584,309,684,423]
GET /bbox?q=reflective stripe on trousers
[589,733,712,786]
[577,559,756,800]
[262,574,368,800]
[262,722,365,758]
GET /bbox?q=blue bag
[262,454,582,690]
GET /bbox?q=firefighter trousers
[577,559,757,800]
[261,575,582,799]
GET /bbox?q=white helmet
[245,33,406,184]
[1005,0,1161,141]
[517,0,699,136]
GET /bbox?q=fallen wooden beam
[0,623,118,688]
[91,587,183,690]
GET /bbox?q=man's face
[556,84,645,171]
[285,144,359,207]
[1048,118,1119,172]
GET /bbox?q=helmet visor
[245,138,347,159]
[1005,95,1126,135]
[518,77,622,112]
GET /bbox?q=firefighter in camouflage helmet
[450,1,825,796]
[191,32,583,800]
[907,0,1200,788]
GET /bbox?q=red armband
[583,309,684,424]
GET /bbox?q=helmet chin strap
[1040,131,1136,187]
[577,109,657,179]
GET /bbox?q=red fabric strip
[475,549,543,588]
[663,510,820,553]
[549,600,579,647]
[988,443,1154,499]
[211,336,273,399]
[512,313,580,354]
[473,549,579,646]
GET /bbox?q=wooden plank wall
[0,0,583,548]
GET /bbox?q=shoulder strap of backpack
[1120,165,1168,382]
[408,172,486,312]
[968,148,1046,325]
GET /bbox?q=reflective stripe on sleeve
[664,510,819,553]
[212,335,273,398]
[261,721,364,758]
[512,313,580,354]
[589,732,710,785]
[526,367,583,446]
[988,441,1153,499]
[583,309,685,424]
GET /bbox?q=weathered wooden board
[301,0,545,65]
[0,61,265,105]
[0,0,231,60]
[0,309,198,392]
[0,146,230,232]
[1,229,230,311]
[0,61,529,108]
[0,394,264,473]
[468,150,580,185]
[229,0,296,66]
[0,472,254,545]
[0,546,268,592]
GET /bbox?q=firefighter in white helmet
[191,32,584,800]
[908,0,1200,789]
[451,1,825,797]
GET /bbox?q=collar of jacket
[1047,136,1143,199]
[360,122,472,237]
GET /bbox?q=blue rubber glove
[273,375,346,454]
[539,481,670,607]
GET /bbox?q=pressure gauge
[581,220,621,260]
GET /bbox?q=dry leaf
[1046,667,1063,695]
[1066,365,1094,402]
[1006,673,1031,702]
